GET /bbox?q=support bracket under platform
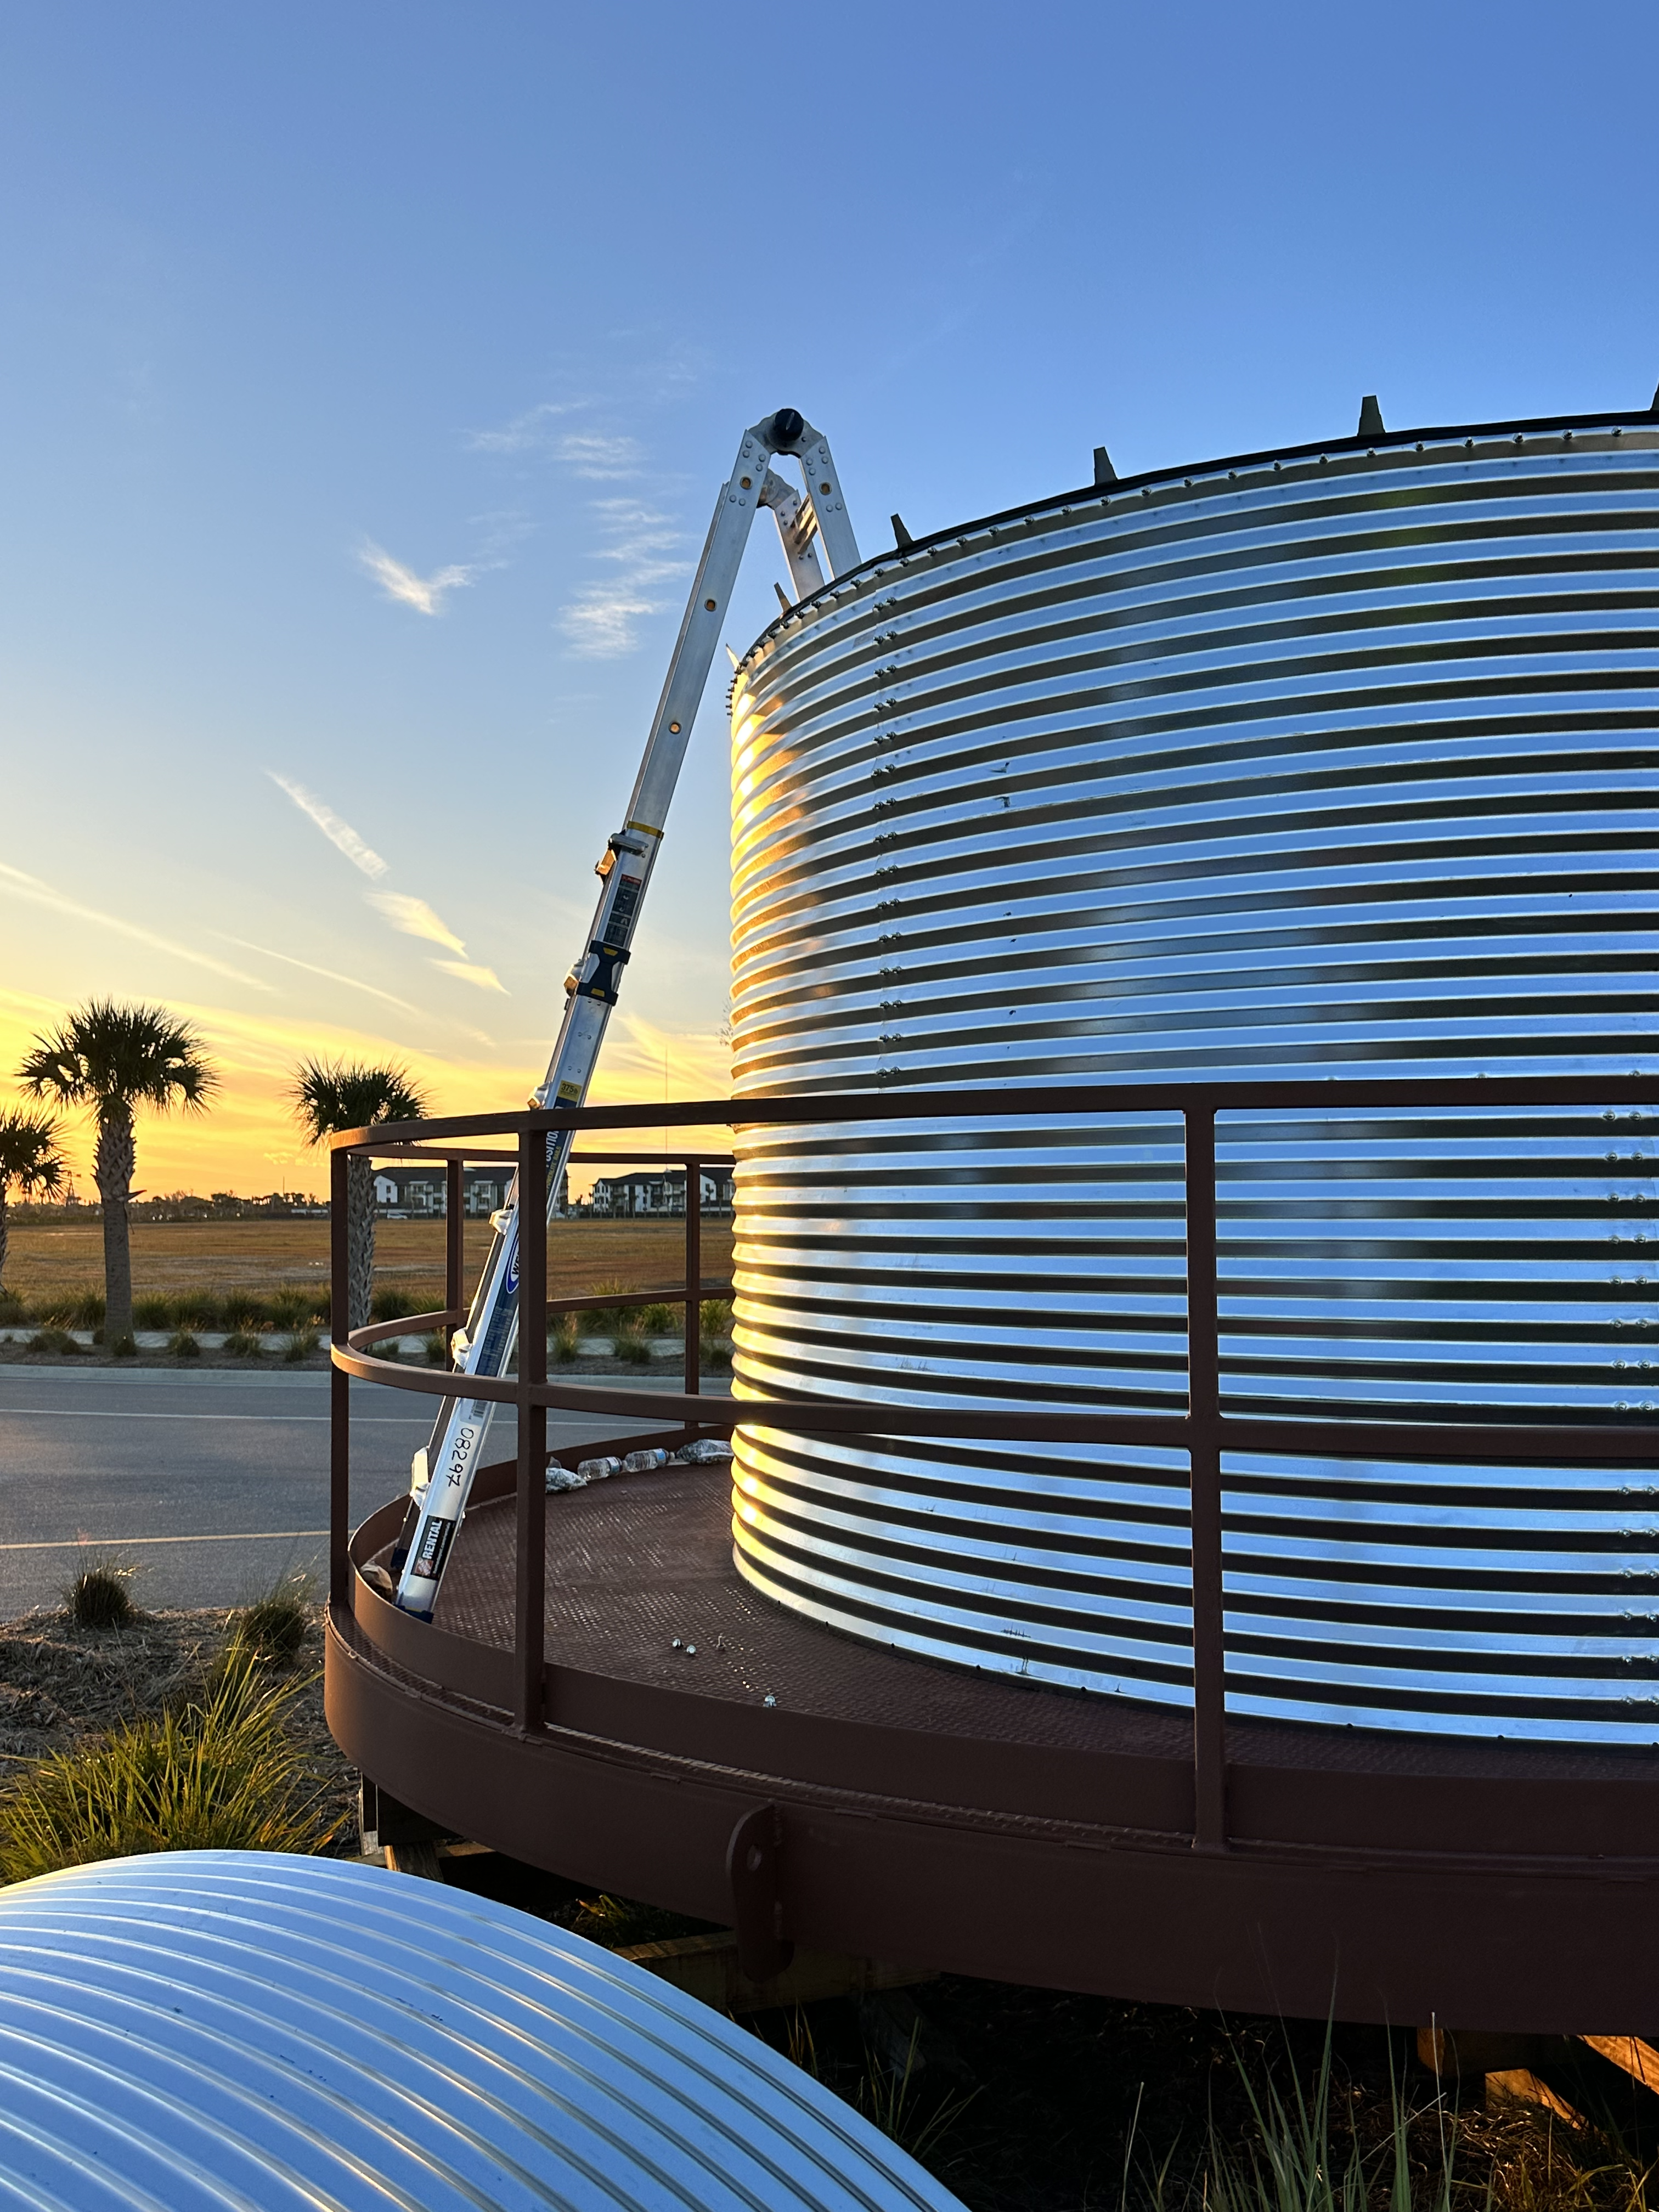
[727,1803,793,1983]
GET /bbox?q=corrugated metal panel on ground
[0,1850,962,2212]
[727,416,1659,1745]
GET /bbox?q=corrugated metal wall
[727,418,1659,1744]
[0,1851,962,2211]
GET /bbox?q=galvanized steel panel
[727,417,1659,1745]
[0,1850,962,2211]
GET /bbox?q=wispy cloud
[357,541,475,616]
[431,960,509,995]
[462,398,588,454]
[266,772,389,878]
[553,431,644,479]
[470,508,534,560]
[264,776,507,992]
[211,934,422,1015]
[0,862,274,990]
[558,498,692,659]
[462,407,642,477]
[365,891,468,955]
[558,591,665,658]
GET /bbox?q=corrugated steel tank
[0,1851,962,2212]
[727,409,1659,1746]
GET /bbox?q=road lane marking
[0,1409,429,1422]
[0,1530,329,1551]
[0,1408,650,1427]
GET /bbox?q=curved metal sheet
[727,418,1659,1745]
[0,1850,962,2212]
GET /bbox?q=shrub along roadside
[62,1560,136,1630]
[2,1285,331,1338]
[231,1577,311,1667]
[0,1653,340,1883]
[25,1328,83,1356]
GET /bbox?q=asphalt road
[0,1368,684,1613]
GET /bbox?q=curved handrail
[328,1075,1659,1849]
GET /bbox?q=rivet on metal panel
[727,1803,793,1982]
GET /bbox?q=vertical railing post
[329,1142,352,1617]
[445,1158,464,1368]
[1184,1103,1226,1850]
[684,1157,702,1401]
[514,1122,548,1735]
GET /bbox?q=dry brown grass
[0,1602,356,1856]
[3,1217,734,1313]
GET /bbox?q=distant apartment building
[371,1166,568,1218]
[588,1168,735,1218]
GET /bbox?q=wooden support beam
[383,1839,446,1883]
[1581,2033,1659,2095]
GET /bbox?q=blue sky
[2,0,1655,1190]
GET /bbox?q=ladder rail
[389,410,859,1617]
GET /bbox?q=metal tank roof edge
[740,394,1659,663]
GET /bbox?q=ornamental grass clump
[63,1561,135,1629]
[582,1280,629,1338]
[268,1286,319,1330]
[27,1327,83,1356]
[232,1578,311,1667]
[0,1654,334,1882]
[700,1297,733,1371]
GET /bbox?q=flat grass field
[4,1217,735,1308]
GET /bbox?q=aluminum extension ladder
[390,410,861,1616]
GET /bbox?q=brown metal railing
[330,1075,1659,1850]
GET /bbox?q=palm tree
[19,1003,218,1348]
[0,1109,66,1300]
[290,1060,428,1331]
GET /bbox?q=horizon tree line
[1,997,429,1343]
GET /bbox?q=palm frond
[0,1110,66,1199]
[18,1001,217,1117]
[290,1058,430,1142]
